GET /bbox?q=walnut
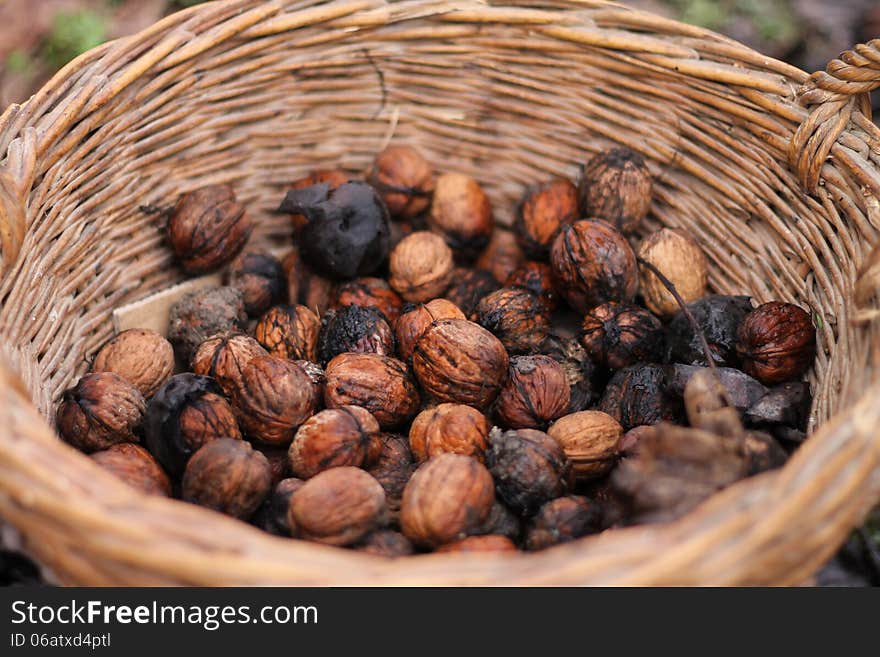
[90,329,174,399]
[90,443,171,497]
[332,277,404,323]
[393,298,465,362]
[736,302,817,384]
[514,178,579,259]
[475,287,550,355]
[368,145,434,219]
[476,229,525,284]
[254,304,320,363]
[579,301,664,369]
[317,306,395,366]
[637,228,708,318]
[505,261,558,314]
[56,372,145,453]
[365,433,416,521]
[389,231,454,302]
[578,148,652,234]
[428,173,494,259]
[525,496,600,551]
[167,286,248,363]
[547,410,623,480]
[288,406,381,479]
[400,454,495,548]
[228,251,287,317]
[412,319,509,409]
[443,267,501,319]
[324,353,420,429]
[191,332,267,398]
[254,477,305,535]
[495,356,570,430]
[409,403,490,463]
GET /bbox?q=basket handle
[0,128,36,277]
[789,40,880,194]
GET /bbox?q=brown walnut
[506,261,558,314]
[547,410,623,480]
[409,403,490,463]
[637,228,708,318]
[369,145,435,219]
[191,332,267,398]
[365,433,416,521]
[475,287,550,355]
[514,178,579,259]
[736,302,817,384]
[90,443,172,497]
[428,173,494,259]
[579,301,664,370]
[317,306,395,366]
[579,148,652,234]
[495,356,570,430]
[393,298,465,362]
[476,229,525,284]
[228,251,287,317]
[254,304,320,363]
[332,277,404,324]
[288,406,381,479]
[91,329,174,399]
[254,477,306,535]
[389,231,455,302]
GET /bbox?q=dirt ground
[0,1,878,586]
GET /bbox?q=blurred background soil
[0,0,878,586]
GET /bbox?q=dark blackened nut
[288,406,381,479]
[356,530,415,558]
[736,302,817,384]
[540,334,600,413]
[56,373,145,453]
[744,382,811,431]
[495,356,570,430]
[550,220,638,313]
[366,433,416,520]
[332,277,404,324]
[279,181,391,280]
[444,268,501,319]
[254,304,320,363]
[477,500,522,542]
[413,319,509,409]
[428,173,494,259]
[287,467,389,545]
[506,261,558,314]
[525,496,601,551]
[369,145,434,219]
[228,251,287,317]
[90,443,172,497]
[598,364,682,431]
[143,373,237,476]
[547,410,623,480]
[401,454,495,548]
[90,329,174,399]
[168,184,252,274]
[436,535,517,553]
[324,353,420,429]
[476,230,525,284]
[665,365,767,413]
[191,332,267,398]
[579,301,664,370]
[666,295,753,366]
[167,286,248,363]
[409,403,490,463]
[394,299,465,362]
[233,356,316,445]
[286,169,349,230]
[317,306,395,366]
[578,148,652,234]
[182,438,271,520]
[485,427,571,516]
[389,232,455,302]
[476,287,550,355]
[255,477,306,535]
[514,178,579,260]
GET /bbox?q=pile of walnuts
[56,144,818,557]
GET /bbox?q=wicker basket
[1,0,879,586]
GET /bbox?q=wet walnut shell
[365,433,416,521]
[476,229,525,284]
[485,428,572,516]
[90,443,172,497]
[547,410,623,480]
[288,406,381,479]
[56,372,145,453]
[506,261,558,314]
[437,535,517,553]
[233,355,316,445]
[286,169,349,230]
[255,477,306,535]
[475,287,550,355]
[332,277,403,323]
[167,286,248,363]
[317,306,395,366]
[91,329,174,399]
[525,495,601,551]
[401,454,495,548]
[579,301,664,370]
[540,334,600,413]
[413,319,509,409]
[409,403,490,463]
[254,304,320,363]
[667,295,753,367]
[144,374,241,476]
[182,438,271,520]
[495,356,570,430]
[428,173,494,259]
[736,302,817,384]
[578,148,652,234]
[550,220,639,313]
[324,353,420,429]
[514,178,579,260]
[191,332,267,398]
[368,145,435,219]
[393,298,466,362]
[444,268,501,319]
[228,251,287,317]
[167,184,252,274]
[598,364,683,431]
[356,530,415,558]
[287,467,389,545]
[637,229,708,318]
[389,231,455,302]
